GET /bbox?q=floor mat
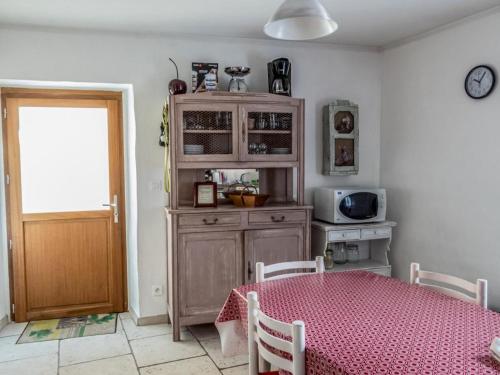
[17,313,117,344]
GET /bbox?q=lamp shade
[264,0,338,41]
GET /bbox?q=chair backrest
[410,262,488,308]
[247,291,305,375]
[256,256,324,283]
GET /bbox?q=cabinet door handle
[242,122,246,143]
[202,218,218,225]
[271,215,285,222]
[247,261,253,280]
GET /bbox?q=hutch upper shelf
[170,92,304,166]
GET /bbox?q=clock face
[465,65,496,99]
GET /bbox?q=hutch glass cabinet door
[239,104,298,162]
[176,103,239,162]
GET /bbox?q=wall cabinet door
[176,103,239,162]
[179,231,243,317]
[244,227,304,284]
[239,104,298,162]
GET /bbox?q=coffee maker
[267,58,292,96]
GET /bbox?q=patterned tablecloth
[215,271,500,374]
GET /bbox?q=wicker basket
[228,186,269,208]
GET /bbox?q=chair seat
[260,372,280,375]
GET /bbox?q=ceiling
[0,0,499,47]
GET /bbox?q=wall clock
[465,65,496,99]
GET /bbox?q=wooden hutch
[165,92,311,340]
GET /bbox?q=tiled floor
[0,313,248,375]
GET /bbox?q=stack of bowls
[270,147,290,154]
[184,144,204,155]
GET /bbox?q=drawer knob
[203,218,219,225]
[271,215,285,223]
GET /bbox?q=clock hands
[473,71,488,86]
[479,71,487,84]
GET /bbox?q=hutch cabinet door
[244,227,304,284]
[176,103,239,162]
[178,231,243,317]
[239,104,298,162]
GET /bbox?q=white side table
[311,220,397,276]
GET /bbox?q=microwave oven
[314,188,386,224]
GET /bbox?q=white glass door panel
[18,106,110,213]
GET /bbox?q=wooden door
[244,227,304,284]
[2,89,126,321]
[178,231,243,318]
[239,104,298,162]
[176,103,239,162]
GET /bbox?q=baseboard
[0,314,8,332]
[128,307,168,327]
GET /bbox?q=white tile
[0,322,28,338]
[221,365,249,375]
[59,332,130,366]
[122,319,172,340]
[139,355,220,375]
[0,335,58,363]
[0,353,58,375]
[60,354,139,375]
[116,319,125,334]
[130,332,205,367]
[200,337,248,369]
[119,312,131,320]
[189,324,219,340]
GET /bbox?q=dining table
[215,270,500,374]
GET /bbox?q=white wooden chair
[256,256,324,283]
[410,262,488,308]
[247,291,305,375]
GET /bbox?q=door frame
[1,87,128,321]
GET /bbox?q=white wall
[381,11,500,310]
[0,26,382,317]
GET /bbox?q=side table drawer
[328,229,361,241]
[178,213,241,228]
[249,210,306,225]
[360,227,392,240]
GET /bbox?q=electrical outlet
[152,285,163,296]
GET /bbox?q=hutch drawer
[360,227,392,240]
[249,209,306,225]
[328,229,361,242]
[178,213,241,228]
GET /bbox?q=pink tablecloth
[216,271,500,374]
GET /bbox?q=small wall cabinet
[166,93,310,341]
[322,100,359,176]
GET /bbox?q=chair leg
[410,262,420,284]
[259,355,271,372]
[247,292,259,375]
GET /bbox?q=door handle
[103,194,119,223]
[247,261,253,281]
[202,218,218,225]
[271,215,285,223]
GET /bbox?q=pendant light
[264,0,338,41]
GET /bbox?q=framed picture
[193,181,217,208]
[334,139,355,166]
[192,63,219,93]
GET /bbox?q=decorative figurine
[168,58,187,95]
